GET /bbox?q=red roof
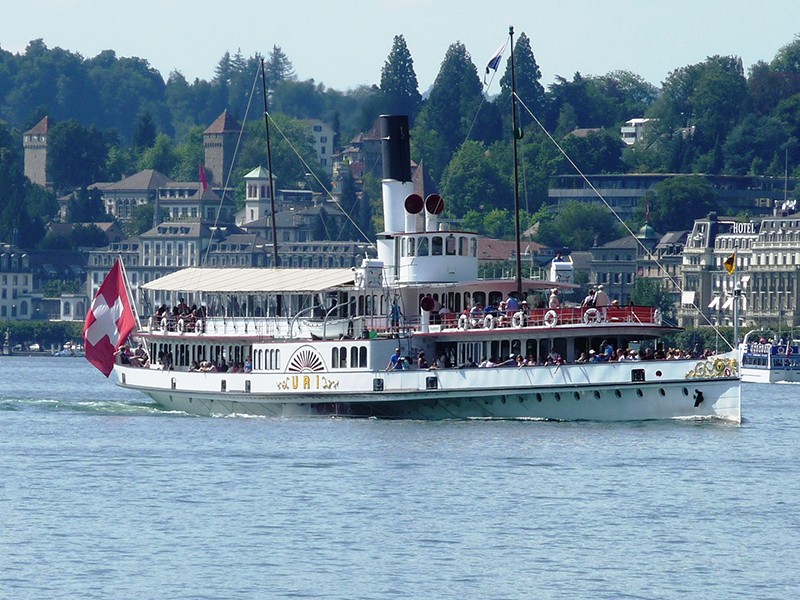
[204,110,242,134]
[25,116,50,135]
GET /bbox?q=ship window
[408,237,415,257]
[245,380,251,393]
[359,347,367,367]
[221,380,226,392]
[432,236,443,256]
[459,236,468,256]
[331,348,339,368]
[418,237,429,256]
[351,346,359,368]
[446,235,456,255]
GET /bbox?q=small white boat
[739,330,800,383]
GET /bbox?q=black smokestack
[380,115,411,182]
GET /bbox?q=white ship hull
[116,354,740,422]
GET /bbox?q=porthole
[636,389,643,397]
[574,392,580,401]
[682,387,689,396]
[659,388,666,396]
[536,393,542,402]
[594,390,601,399]
[615,389,622,398]
[555,392,561,402]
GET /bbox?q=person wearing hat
[548,288,561,309]
[588,349,601,363]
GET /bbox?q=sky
[3,0,800,94]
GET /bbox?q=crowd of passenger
[152,299,207,332]
[187,356,253,373]
[386,340,719,372]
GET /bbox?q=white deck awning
[140,268,356,293]
[681,291,696,305]
[708,297,720,310]
[721,297,734,311]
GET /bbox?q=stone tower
[203,110,243,187]
[23,117,50,188]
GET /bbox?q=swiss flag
[83,259,136,377]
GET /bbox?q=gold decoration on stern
[685,357,738,379]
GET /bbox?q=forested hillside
[2,33,800,250]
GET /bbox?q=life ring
[544,310,558,327]
[195,319,203,334]
[512,311,526,328]
[160,317,168,331]
[458,314,470,330]
[484,314,497,330]
[177,318,186,333]
[583,308,601,324]
[653,308,662,325]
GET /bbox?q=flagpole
[732,250,739,353]
[118,255,142,332]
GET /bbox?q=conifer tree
[496,32,545,133]
[379,35,422,123]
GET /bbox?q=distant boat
[739,330,800,383]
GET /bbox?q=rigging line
[201,64,262,272]
[513,91,732,349]
[264,113,376,249]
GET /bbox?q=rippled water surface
[1,357,798,599]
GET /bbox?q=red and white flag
[83,259,136,377]
[199,162,208,192]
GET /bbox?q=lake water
[1,356,798,599]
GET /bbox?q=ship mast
[260,58,280,268]
[509,26,522,298]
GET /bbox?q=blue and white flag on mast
[484,42,507,84]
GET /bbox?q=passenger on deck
[548,289,560,309]
[386,347,402,371]
[417,352,429,370]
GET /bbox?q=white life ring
[544,310,558,327]
[160,317,168,331]
[484,314,497,330]
[195,319,203,334]
[583,308,601,324]
[177,318,186,333]
[653,308,662,325]
[458,314,470,330]
[512,311,526,328]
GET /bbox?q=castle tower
[23,117,50,188]
[203,110,243,186]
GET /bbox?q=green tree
[641,176,716,232]
[413,42,500,180]
[380,35,422,124]
[264,45,296,91]
[132,111,157,150]
[126,203,166,236]
[440,141,509,217]
[47,119,108,191]
[70,223,109,248]
[496,32,545,132]
[137,133,179,176]
[556,129,624,174]
[631,278,675,323]
[66,187,105,222]
[533,201,622,250]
